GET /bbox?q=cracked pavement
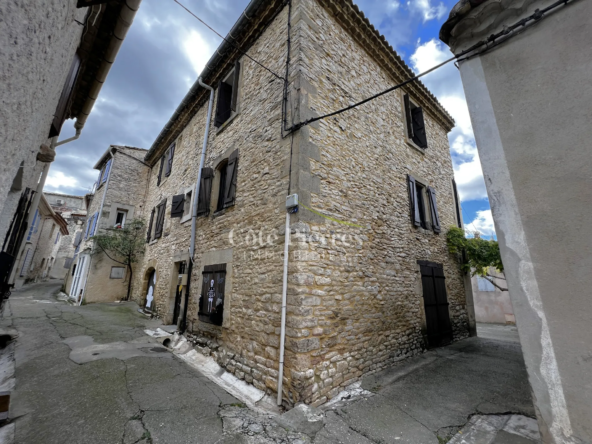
[3,281,535,444]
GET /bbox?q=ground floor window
[198,263,226,326]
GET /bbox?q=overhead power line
[286,0,576,133]
[173,0,285,81]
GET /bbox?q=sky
[47,0,495,237]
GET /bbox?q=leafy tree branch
[447,226,507,291]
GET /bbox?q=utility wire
[286,0,576,133]
[173,0,285,81]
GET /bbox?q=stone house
[66,145,149,304]
[440,0,591,440]
[13,194,68,287]
[44,193,87,280]
[118,0,474,408]
[0,0,142,298]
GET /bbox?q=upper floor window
[214,61,241,128]
[215,150,239,212]
[115,210,127,228]
[403,94,428,149]
[98,158,112,186]
[157,142,176,186]
[146,198,167,242]
[407,175,440,233]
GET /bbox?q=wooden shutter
[165,143,175,177]
[157,156,165,186]
[146,208,155,243]
[452,179,462,228]
[427,187,441,234]
[154,198,166,239]
[411,107,428,148]
[49,53,81,138]
[403,94,414,140]
[197,168,214,216]
[407,175,421,227]
[214,81,233,128]
[231,61,240,112]
[100,159,112,184]
[223,150,239,208]
[171,194,185,218]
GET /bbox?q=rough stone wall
[131,6,293,399]
[50,215,84,280]
[78,146,150,303]
[45,193,85,213]
[0,1,86,243]
[278,0,469,406]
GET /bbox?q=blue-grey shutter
[101,159,112,184]
[427,186,441,234]
[90,213,98,236]
[407,175,421,227]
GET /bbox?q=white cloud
[466,209,496,237]
[408,0,447,22]
[183,30,212,77]
[45,171,79,190]
[410,39,488,202]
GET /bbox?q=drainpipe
[179,77,215,333]
[277,208,291,406]
[78,149,115,305]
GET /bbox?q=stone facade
[0,1,85,246]
[68,146,149,303]
[129,0,471,408]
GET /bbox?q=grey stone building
[13,194,68,287]
[98,0,476,409]
[0,0,142,299]
[45,192,86,280]
[66,146,149,304]
[440,0,592,442]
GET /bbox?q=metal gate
[419,261,453,348]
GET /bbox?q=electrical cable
[285,0,576,133]
[173,0,285,81]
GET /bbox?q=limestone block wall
[50,216,84,280]
[0,1,86,243]
[132,6,293,399]
[276,0,469,405]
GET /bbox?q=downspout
[179,77,215,333]
[277,209,291,406]
[78,149,115,305]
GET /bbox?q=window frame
[402,93,428,152]
[198,263,227,326]
[181,185,194,224]
[214,60,242,132]
[115,210,127,228]
[109,266,126,279]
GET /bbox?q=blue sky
[48,0,494,237]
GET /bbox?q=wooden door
[420,261,453,348]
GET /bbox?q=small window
[415,182,428,229]
[110,267,125,279]
[214,61,241,128]
[182,190,192,223]
[199,263,226,326]
[115,210,127,228]
[407,175,440,233]
[56,199,63,205]
[403,94,428,149]
[477,277,496,292]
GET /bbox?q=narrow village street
[1,281,538,444]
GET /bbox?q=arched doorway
[144,270,156,313]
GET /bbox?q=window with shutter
[100,159,112,184]
[216,161,227,212]
[154,199,166,239]
[403,94,428,149]
[157,156,165,186]
[407,175,421,227]
[171,194,185,218]
[49,52,81,138]
[214,62,241,128]
[146,208,155,243]
[427,187,441,234]
[197,168,214,217]
[165,143,175,177]
[224,150,239,208]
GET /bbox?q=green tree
[446,226,507,291]
[91,218,146,301]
